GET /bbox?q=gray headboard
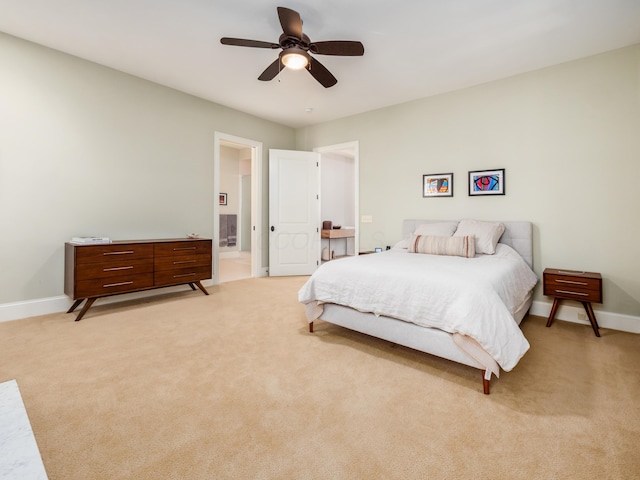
[402,220,533,269]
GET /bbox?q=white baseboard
[0,296,71,323]
[529,300,640,334]
[0,281,216,324]
[3,293,637,333]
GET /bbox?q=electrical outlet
[577,312,587,321]
[361,215,373,223]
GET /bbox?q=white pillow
[408,234,475,258]
[453,219,505,254]
[413,221,458,237]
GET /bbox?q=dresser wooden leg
[582,302,600,337]
[546,298,561,327]
[67,299,84,313]
[194,281,209,295]
[75,298,97,321]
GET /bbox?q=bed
[298,219,538,394]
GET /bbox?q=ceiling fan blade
[220,37,279,49]
[310,41,365,56]
[277,7,303,38]
[307,56,337,88]
[258,58,284,81]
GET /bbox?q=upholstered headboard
[402,220,533,269]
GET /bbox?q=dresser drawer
[155,240,211,257]
[154,265,212,287]
[75,273,154,298]
[75,243,154,264]
[154,253,211,271]
[76,258,153,280]
[543,269,602,303]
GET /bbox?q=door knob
[271,226,275,232]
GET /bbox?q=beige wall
[0,32,295,305]
[296,45,640,317]
[2,28,639,322]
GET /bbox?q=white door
[269,149,320,276]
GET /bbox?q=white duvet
[298,244,538,372]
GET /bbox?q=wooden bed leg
[309,321,314,333]
[481,370,490,395]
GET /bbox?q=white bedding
[298,243,538,372]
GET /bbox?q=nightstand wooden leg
[546,298,561,327]
[582,302,600,337]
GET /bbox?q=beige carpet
[1,276,639,480]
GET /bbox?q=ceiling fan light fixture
[281,47,309,70]
[221,7,363,87]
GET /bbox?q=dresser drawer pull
[558,270,585,275]
[556,279,588,286]
[556,289,589,297]
[103,281,134,288]
[173,260,196,265]
[173,273,196,278]
[103,266,134,272]
[103,251,134,256]
[173,247,197,251]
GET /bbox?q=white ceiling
[1,0,639,128]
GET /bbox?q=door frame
[213,132,264,284]
[314,141,360,255]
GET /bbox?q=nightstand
[543,268,603,337]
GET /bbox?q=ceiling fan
[220,6,364,88]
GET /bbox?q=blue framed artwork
[468,169,505,196]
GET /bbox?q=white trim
[530,300,640,334]
[0,296,70,323]
[0,281,214,323]
[214,132,265,285]
[4,295,638,333]
[314,141,360,257]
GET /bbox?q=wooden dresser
[64,238,212,321]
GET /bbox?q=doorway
[213,132,263,284]
[315,141,359,257]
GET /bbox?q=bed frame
[308,220,534,394]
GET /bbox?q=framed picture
[219,193,227,205]
[423,173,453,197]
[468,169,505,196]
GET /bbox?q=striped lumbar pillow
[408,234,475,258]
